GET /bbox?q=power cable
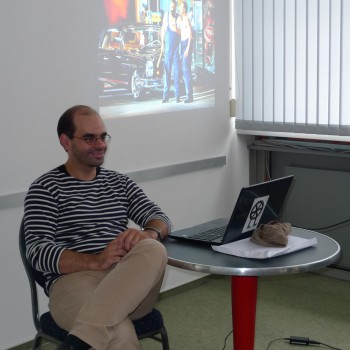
[265,336,343,350]
[220,330,233,350]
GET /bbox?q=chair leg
[160,326,169,350]
[32,335,44,350]
[144,327,169,350]
[32,332,63,350]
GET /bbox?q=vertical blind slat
[234,0,349,137]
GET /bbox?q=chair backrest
[19,218,42,332]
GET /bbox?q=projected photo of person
[178,1,193,103]
[161,0,180,104]
[98,0,216,118]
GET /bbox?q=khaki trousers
[49,239,167,350]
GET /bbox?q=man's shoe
[162,98,169,103]
[176,97,181,103]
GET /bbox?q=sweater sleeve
[124,176,171,231]
[24,182,64,274]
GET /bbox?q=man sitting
[24,105,171,350]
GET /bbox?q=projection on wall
[98,0,215,118]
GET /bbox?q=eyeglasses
[74,134,111,145]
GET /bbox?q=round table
[163,227,340,350]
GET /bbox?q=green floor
[10,272,350,350]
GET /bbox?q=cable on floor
[266,338,288,350]
[265,337,343,350]
[220,330,233,350]
[221,331,344,350]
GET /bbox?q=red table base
[231,276,258,350]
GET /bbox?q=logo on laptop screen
[242,195,270,233]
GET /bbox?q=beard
[71,145,107,168]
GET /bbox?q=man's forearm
[58,219,169,274]
[58,249,101,274]
[143,219,170,241]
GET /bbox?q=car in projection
[98,24,163,99]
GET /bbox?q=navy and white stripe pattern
[24,165,171,294]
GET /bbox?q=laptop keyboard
[191,225,226,242]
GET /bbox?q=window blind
[234,0,350,138]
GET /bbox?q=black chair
[19,220,169,350]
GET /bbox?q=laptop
[169,175,294,245]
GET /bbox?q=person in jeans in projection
[161,0,181,103]
[178,1,193,103]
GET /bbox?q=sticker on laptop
[242,195,270,233]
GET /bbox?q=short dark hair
[57,105,97,139]
[181,1,188,12]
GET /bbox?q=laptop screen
[222,175,294,244]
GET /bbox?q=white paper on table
[212,235,318,259]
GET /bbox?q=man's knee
[137,239,167,267]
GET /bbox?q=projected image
[98,0,215,118]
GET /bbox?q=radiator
[285,166,350,270]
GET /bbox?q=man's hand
[115,228,150,252]
[94,238,128,270]
[85,229,149,271]
[58,229,150,274]
[59,221,168,274]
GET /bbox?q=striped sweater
[24,165,171,294]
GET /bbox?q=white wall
[0,1,253,348]
[0,127,251,349]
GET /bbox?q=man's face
[67,112,108,169]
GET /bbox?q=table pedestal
[231,276,258,350]
[165,228,340,350]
